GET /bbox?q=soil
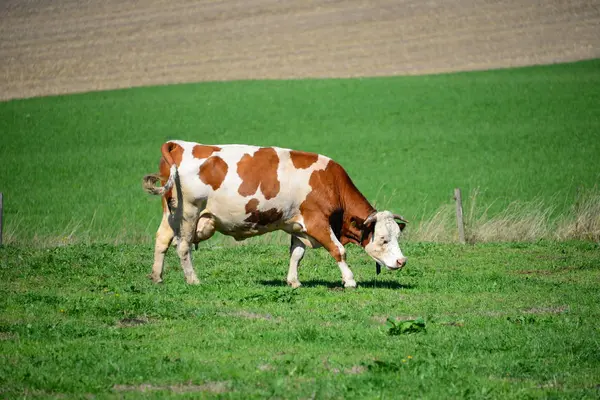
[1,0,599,101]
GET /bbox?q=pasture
[1,60,599,398]
[0,60,599,244]
[1,241,599,398]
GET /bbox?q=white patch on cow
[170,140,213,201]
[274,149,329,222]
[364,211,406,270]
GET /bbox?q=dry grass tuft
[466,198,553,243]
[556,187,600,242]
[404,205,455,243]
[406,187,600,243]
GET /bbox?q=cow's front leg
[177,205,201,285]
[150,201,174,283]
[333,245,357,289]
[287,235,306,288]
[303,219,357,288]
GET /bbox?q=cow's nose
[397,257,407,268]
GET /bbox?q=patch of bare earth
[522,305,569,314]
[218,310,279,321]
[322,359,367,375]
[257,363,275,372]
[117,316,150,327]
[113,381,229,394]
[516,267,577,275]
[0,332,18,341]
[372,315,418,324]
[1,0,599,100]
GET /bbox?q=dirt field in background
[1,0,599,101]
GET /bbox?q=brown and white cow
[142,140,408,288]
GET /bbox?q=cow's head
[362,211,407,272]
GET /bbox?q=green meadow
[1,241,599,398]
[0,60,599,244]
[1,61,599,398]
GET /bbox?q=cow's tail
[142,142,178,196]
[142,166,176,195]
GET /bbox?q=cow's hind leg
[287,235,306,288]
[150,201,174,283]
[177,204,201,284]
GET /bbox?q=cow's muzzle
[375,257,407,274]
[396,257,407,268]
[387,257,407,271]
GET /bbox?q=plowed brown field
[1,0,599,100]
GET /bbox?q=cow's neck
[339,180,376,247]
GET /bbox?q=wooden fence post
[454,188,466,244]
[0,192,3,246]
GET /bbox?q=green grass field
[1,241,599,398]
[1,61,599,398]
[1,60,599,244]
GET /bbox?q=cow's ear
[392,214,408,232]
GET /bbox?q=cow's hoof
[148,274,163,284]
[287,279,302,289]
[343,280,357,289]
[186,277,201,285]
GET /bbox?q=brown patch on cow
[290,150,319,169]
[244,198,283,225]
[192,144,221,159]
[245,199,260,213]
[159,142,184,182]
[299,160,376,250]
[237,147,280,199]
[299,162,339,216]
[158,142,185,206]
[199,156,228,190]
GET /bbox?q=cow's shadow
[259,279,414,290]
